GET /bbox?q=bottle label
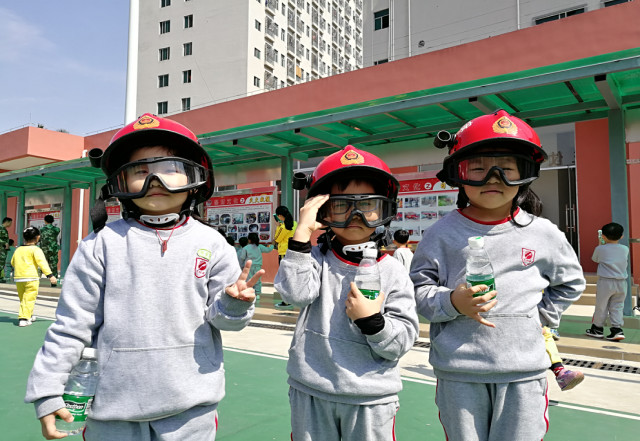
[467,277,496,298]
[360,288,380,300]
[56,394,94,422]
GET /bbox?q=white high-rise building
[364,0,631,66]
[133,0,365,117]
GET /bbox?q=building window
[159,47,170,60]
[161,0,171,7]
[374,9,389,30]
[255,19,262,31]
[182,98,191,111]
[157,101,168,114]
[535,7,585,25]
[160,20,170,34]
[604,0,631,6]
[158,74,169,88]
[184,14,193,28]
[374,58,388,65]
[183,42,192,56]
[280,80,285,88]
[281,29,286,41]
[183,70,192,83]
[254,48,261,59]
[281,54,285,66]
[253,76,260,87]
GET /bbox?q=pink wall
[575,119,611,273]
[0,127,85,164]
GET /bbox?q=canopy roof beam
[294,127,350,148]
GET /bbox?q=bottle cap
[82,348,98,360]
[362,248,378,259]
[468,236,485,249]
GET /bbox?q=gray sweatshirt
[25,218,251,421]
[410,210,585,383]
[592,243,629,279]
[274,247,419,405]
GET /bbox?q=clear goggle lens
[318,195,397,228]
[452,153,539,186]
[108,157,208,198]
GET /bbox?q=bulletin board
[204,187,277,244]
[390,174,458,242]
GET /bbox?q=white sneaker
[30,315,36,322]
[18,319,32,327]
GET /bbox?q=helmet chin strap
[139,213,181,227]
[342,241,377,253]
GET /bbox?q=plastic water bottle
[466,236,496,299]
[56,348,99,435]
[355,248,381,300]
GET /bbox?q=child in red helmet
[26,114,263,440]
[411,110,586,440]
[274,146,419,441]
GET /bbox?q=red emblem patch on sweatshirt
[522,248,536,266]
[195,257,208,278]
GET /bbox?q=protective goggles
[317,194,397,228]
[447,153,540,187]
[106,156,208,199]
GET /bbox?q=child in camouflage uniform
[0,217,13,282]
[39,215,60,284]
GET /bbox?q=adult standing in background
[40,215,61,286]
[274,205,297,309]
[0,217,12,283]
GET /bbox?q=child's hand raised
[225,260,265,302]
[292,194,330,243]
[345,282,385,321]
[450,283,497,328]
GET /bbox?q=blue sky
[0,2,130,136]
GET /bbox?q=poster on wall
[204,187,276,244]
[390,175,458,242]
[26,209,61,231]
[105,205,122,224]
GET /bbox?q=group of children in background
[20,111,630,441]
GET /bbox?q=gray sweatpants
[289,387,398,441]
[84,404,218,441]
[594,277,626,328]
[435,378,548,441]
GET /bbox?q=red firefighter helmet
[100,113,214,204]
[305,146,399,199]
[436,110,548,186]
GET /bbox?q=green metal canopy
[1,48,639,192]
[196,48,640,167]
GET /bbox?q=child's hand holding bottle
[450,283,497,328]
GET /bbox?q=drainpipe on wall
[78,150,88,243]
[408,0,411,57]
[124,0,140,125]
[516,0,521,30]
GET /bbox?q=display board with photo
[204,188,276,244]
[390,176,458,242]
[26,210,61,231]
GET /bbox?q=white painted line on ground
[223,346,289,361]
[400,376,438,386]
[553,403,640,421]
